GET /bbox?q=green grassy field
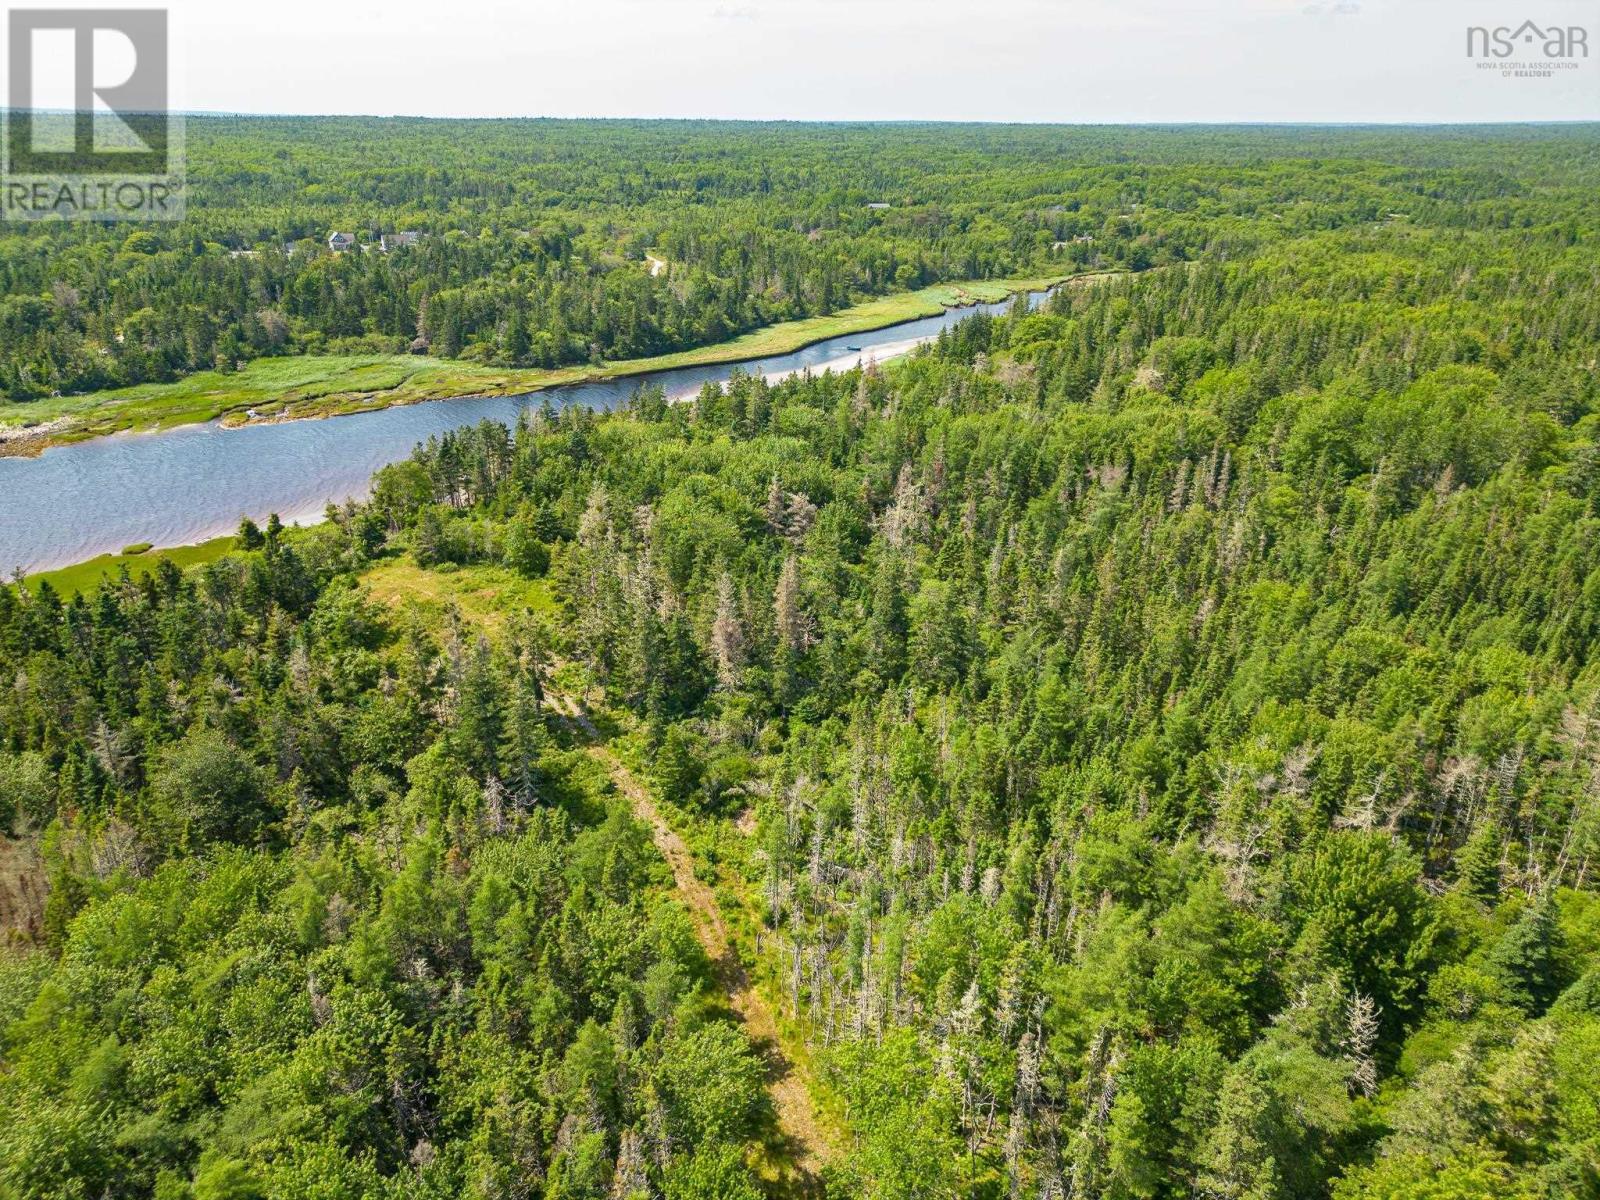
[360,559,558,631]
[20,536,239,598]
[0,273,1100,456]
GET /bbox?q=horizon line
[12,109,1595,128]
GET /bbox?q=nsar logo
[1466,19,1589,59]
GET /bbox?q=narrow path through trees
[544,690,835,1194]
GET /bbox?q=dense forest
[2,121,1596,400]
[4,126,1600,1199]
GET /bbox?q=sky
[11,0,1600,122]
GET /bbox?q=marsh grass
[21,536,238,598]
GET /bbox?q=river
[0,288,1045,574]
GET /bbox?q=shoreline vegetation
[9,272,1110,592]
[17,535,239,598]
[0,272,1100,459]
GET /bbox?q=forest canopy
[3,123,1600,1200]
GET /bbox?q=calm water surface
[0,290,1046,574]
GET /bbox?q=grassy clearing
[359,559,557,633]
[20,536,238,598]
[0,272,1098,456]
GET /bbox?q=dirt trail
[0,835,46,941]
[545,691,833,1192]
